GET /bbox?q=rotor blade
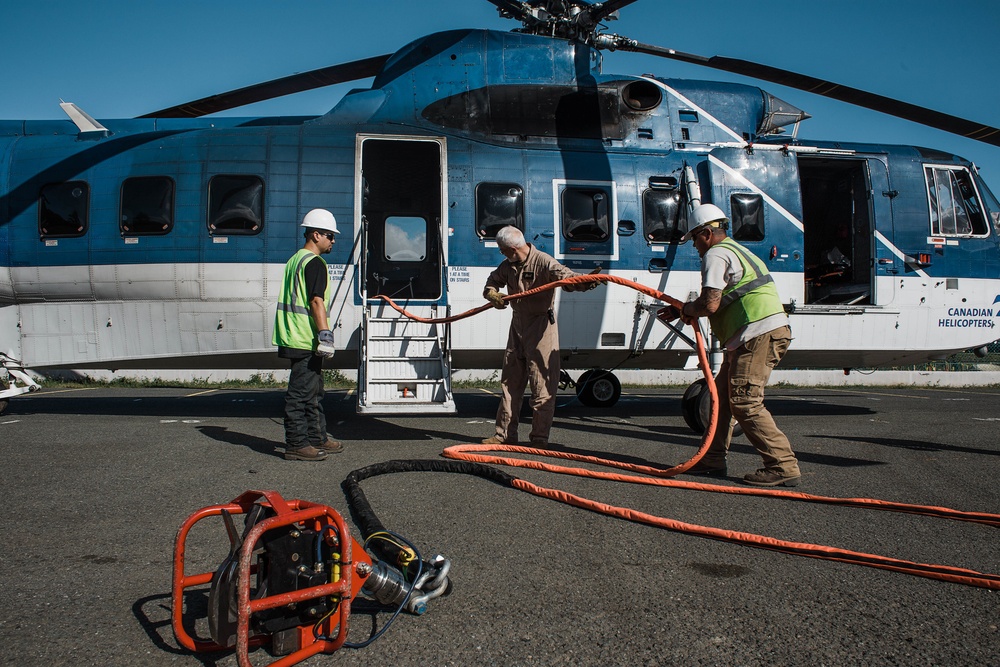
[617,40,1000,148]
[138,54,391,118]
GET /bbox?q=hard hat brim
[680,222,711,243]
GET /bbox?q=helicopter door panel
[866,158,893,306]
[706,148,804,305]
[358,137,445,301]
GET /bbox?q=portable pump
[172,490,451,666]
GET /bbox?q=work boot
[743,467,800,487]
[482,436,516,445]
[529,438,549,449]
[685,461,728,478]
[319,439,344,454]
[284,445,329,461]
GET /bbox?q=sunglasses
[319,232,335,240]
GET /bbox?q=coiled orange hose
[377,275,1000,589]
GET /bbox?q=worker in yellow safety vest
[660,203,800,487]
[273,209,345,461]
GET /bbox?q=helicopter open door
[355,135,455,414]
[797,155,889,306]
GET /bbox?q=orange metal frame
[172,489,372,667]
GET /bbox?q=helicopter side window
[925,166,988,237]
[121,177,174,236]
[384,216,427,262]
[642,189,684,243]
[562,187,610,242]
[476,183,524,239]
[730,193,765,242]
[208,175,264,236]
[38,181,89,239]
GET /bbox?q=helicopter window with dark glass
[925,166,988,237]
[121,177,174,236]
[476,183,523,239]
[38,181,89,239]
[642,189,684,243]
[730,193,765,242]
[562,187,610,241]
[208,175,264,235]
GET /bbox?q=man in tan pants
[660,204,800,487]
[482,226,597,448]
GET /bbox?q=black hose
[341,459,518,567]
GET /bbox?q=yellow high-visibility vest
[708,238,784,344]
[273,249,330,351]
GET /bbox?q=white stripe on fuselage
[647,79,746,143]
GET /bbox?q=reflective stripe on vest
[272,249,329,350]
[708,238,784,344]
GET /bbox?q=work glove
[581,266,602,291]
[656,305,682,323]
[316,329,336,358]
[485,288,507,310]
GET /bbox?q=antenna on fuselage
[59,101,110,138]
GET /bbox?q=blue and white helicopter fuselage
[2,28,998,412]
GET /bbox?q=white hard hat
[681,204,728,242]
[300,208,339,234]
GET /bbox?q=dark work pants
[284,354,327,451]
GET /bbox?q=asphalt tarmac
[1,384,998,666]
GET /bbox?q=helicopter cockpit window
[476,183,524,239]
[121,177,174,236]
[642,189,684,243]
[973,171,1000,235]
[730,193,765,242]
[384,216,427,262]
[925,166,988,237]
[562,187,610,241]
[39,181,89,239]
[208,175,264,236]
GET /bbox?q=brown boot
[481,436,516,445]
[319,439,344,454]
[685,461,728,478]
[284,445,328,461]
[743,468,800,487]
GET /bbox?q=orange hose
[382,275,1000,589]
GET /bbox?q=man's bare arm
[683,288,722,318]
[310,295,330,331]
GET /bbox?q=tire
[681,378,742,437]
[0,398,7,416]
[575,370,621,408]
[681,378,711,434]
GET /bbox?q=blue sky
[4,0,1000,186]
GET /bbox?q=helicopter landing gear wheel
[575,370,621,408]
[681,378,742,437]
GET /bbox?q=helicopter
[2,0,1000,425]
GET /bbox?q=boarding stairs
[357,301,456,414]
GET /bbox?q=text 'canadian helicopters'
[3,0,1000,422]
